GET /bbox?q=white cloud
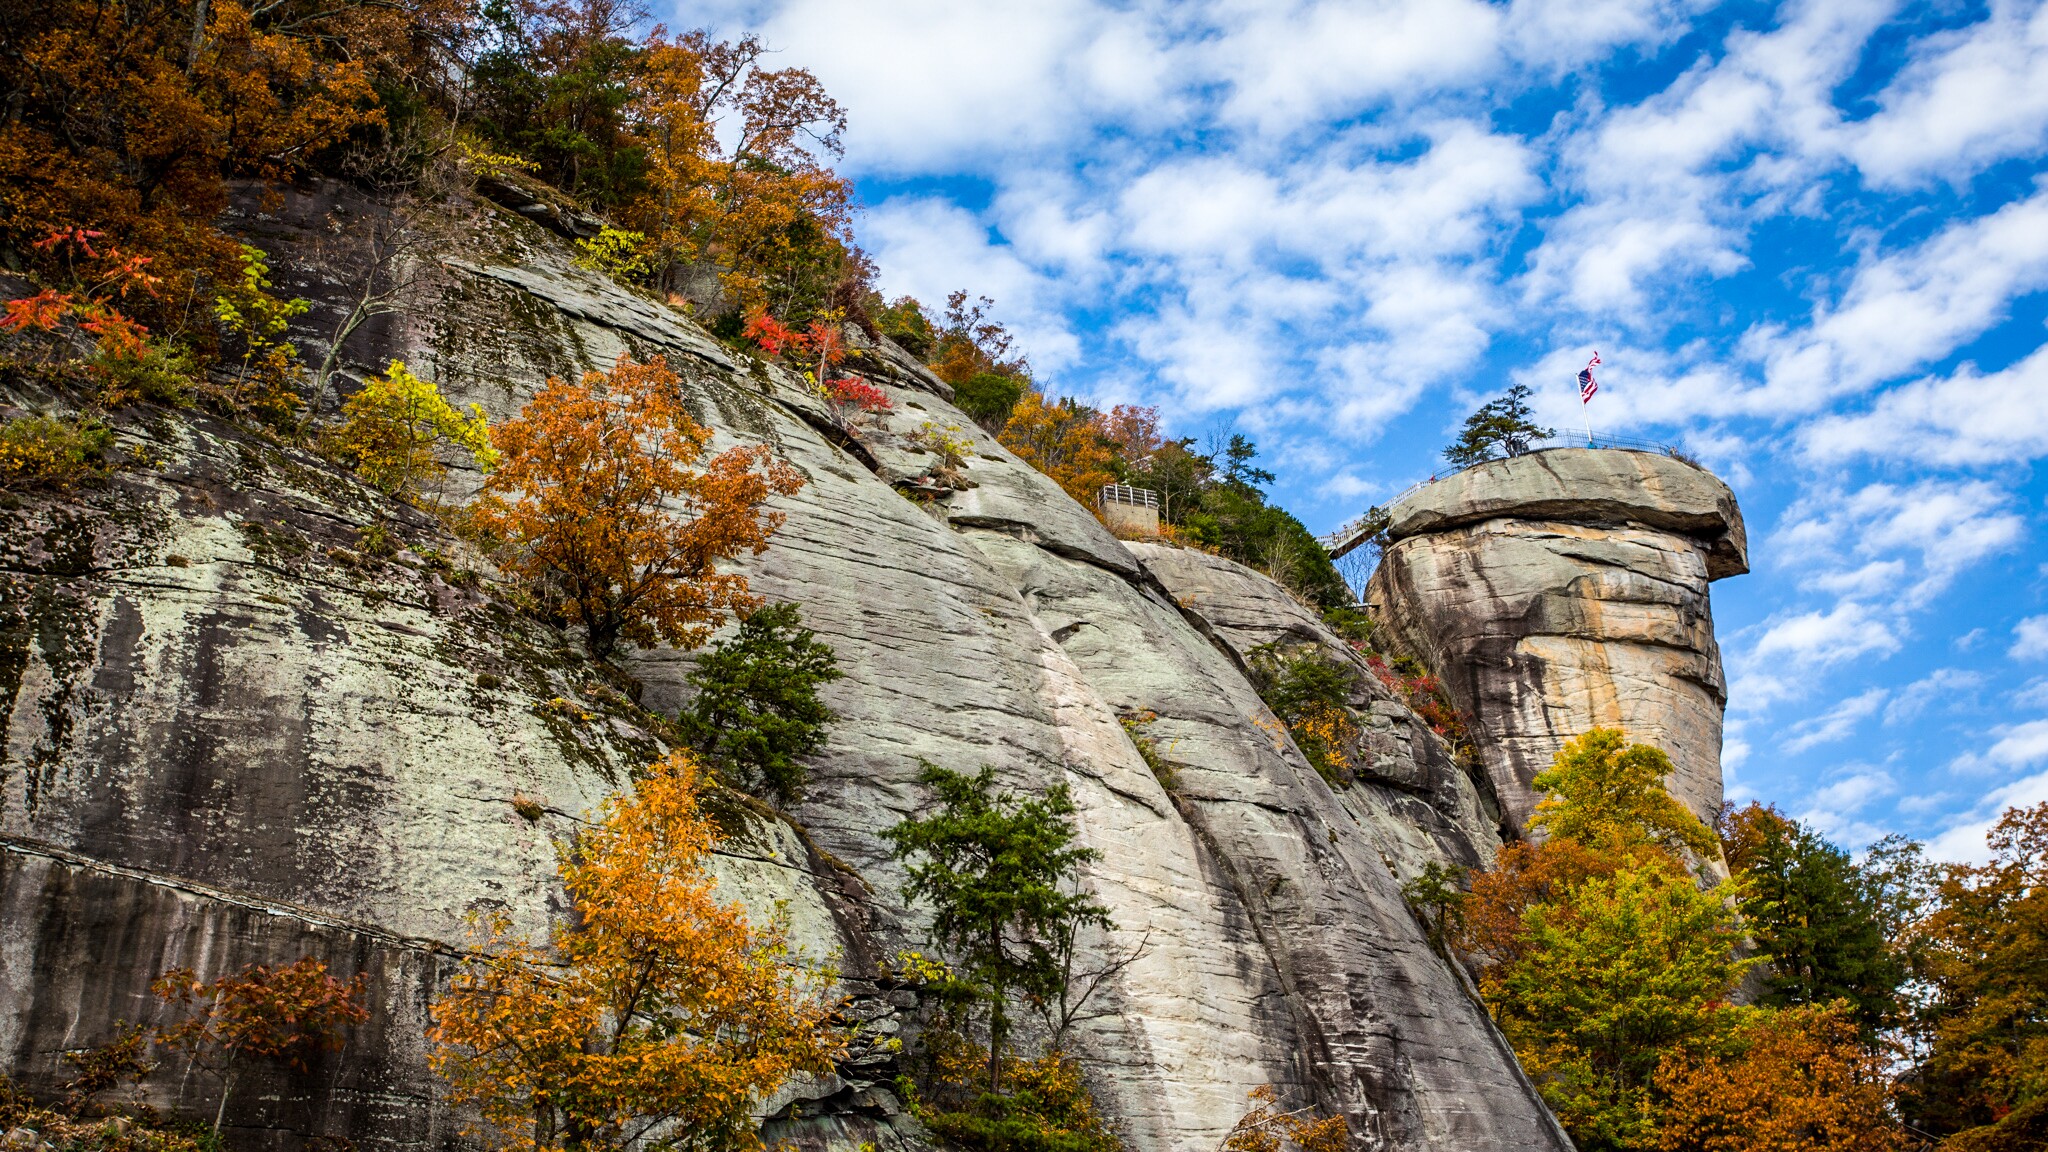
[1504,0,1708,68]
[1520,0,1897,315]
[1925,737,2048,856]
[696,0,1186,174]
[1202,0,1503,135]
[1850,0,2048,187]
[2013,615,2048,660]
[1751,187,2048,411]
[1886,668,1988,724]
[1802,342,2048,466]
[1773,479,2025,606]
[1734,601,1901,705]
[1796,766,1897,845]
[861,197,1082,369]
[1783,687,1888,752]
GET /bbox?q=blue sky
[688,0,2048,861]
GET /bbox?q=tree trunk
[211,1068,237,1137]
[186,0,211,72]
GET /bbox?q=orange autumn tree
[624,32,855,317]
[429,752,842,1152]
[1653,1005,1908,1152]
[470,355,802,658]
[151,957,369,1137]
[2,0,387,332]
[1221,1086,1349,1152]
[1904,802,2048,1140]
[998,390,1116,511]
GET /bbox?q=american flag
[1578,352,1601,404]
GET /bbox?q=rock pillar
[1365,448,1747,831]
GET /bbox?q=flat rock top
[1386,448,1748,579]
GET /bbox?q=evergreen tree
[1444,384,1554,467]
[953,371,1025,432]
[1220,433,1275,489]
[1719,804,1905,1033]
[883,763,1112,1093]
[679,602,842,806]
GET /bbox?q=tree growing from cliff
[623,30,857,317]
[1443,384,1553,467]
[428,751,842,1152]
[678,601,842,806]
[469,355,803,659]
[1246,643,1360,785]
[884,762,1112,1094]
[1487,863,1752,1150]
[1221,1086,1349,1152]
[325,362,496,502]
[151,957,368,1137]
[1530,729,1720,862]
[928,292,1031,431]
[997,390,1117,511]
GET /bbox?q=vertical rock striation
[1366,448,1747,830]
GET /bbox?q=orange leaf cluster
[623,33,856,317]
[1220,1086,1349,1152]
[1654,1006,1908,1152]
[152,958,368,1074]
[1906,802,2048,1135]
[428,752,842,1152]
[470,355,803,658]
[998,390,1118,511]
[151,956,368,1134]
[2,0,386,329]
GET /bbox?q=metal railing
[1100,483,1159,508]
[1318,434,1693,557]
[1386,434,1689,506]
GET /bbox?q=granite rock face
[1129,543,1503,877]
[1,181,1570,1152]
[1366,448,1748,830]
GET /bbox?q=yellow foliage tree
[428,752,842,1152]
[324,362,495,501]
[998,389,1117,511]
[1531,729,1720,861]
[1487,864,1752,1150]
[1455,731,1751,1151]
[1221,1086,1349,1152]
[468,355,803,658]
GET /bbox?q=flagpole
[1578,351,1601,446]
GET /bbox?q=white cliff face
[0,181,1570,1152]
[1366,448,1748,830]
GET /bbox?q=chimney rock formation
[1366,447,1747,831]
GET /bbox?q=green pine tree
[1444,384,1555,467]
[883,762,1112,1093]
[678,602,842,806]
[1721,804,1907,1033]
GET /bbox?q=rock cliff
[0,182,1571,1152]
[1365,448,1747,830]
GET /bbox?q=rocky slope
[1365,449,1747,830]
[1,180,1570,1152]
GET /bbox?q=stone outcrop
[0,181,1571,1152]
[1366,448,1747,831]
[1130,543,1503,877]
